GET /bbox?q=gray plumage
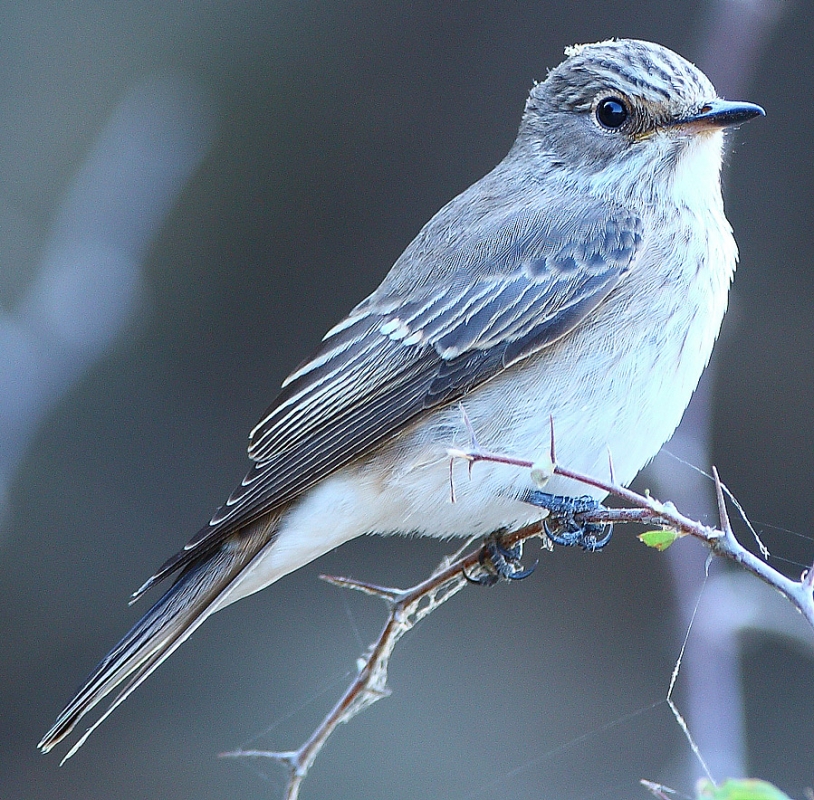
[144,197,642,589]
[39,38,763,761]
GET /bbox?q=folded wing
[135,201,643,597]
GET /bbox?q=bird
[39,38,763,761]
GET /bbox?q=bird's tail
[38,517,275,763]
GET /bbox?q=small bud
[530,455,555,487]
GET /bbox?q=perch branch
[221,426,814,799]
[219,521,544,799]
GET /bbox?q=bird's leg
[464,530,539,587]
[522,490,613,552]
[452,405,611,559]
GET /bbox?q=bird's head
[517,39,764,203]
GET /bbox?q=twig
[221,435,814,798]
[219,522,545,799]
[557,460,814,629]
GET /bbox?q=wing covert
[137,199,643,596]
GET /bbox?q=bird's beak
[673,99,765,131]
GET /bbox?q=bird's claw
[543,517,613,551]
[465,531,539,586]
[524,490,613,552]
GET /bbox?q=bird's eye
[596,97,629,129]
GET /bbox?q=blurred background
[2,2,813,799]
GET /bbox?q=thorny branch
[221,421,814,800]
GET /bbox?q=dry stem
[221,433,814,799]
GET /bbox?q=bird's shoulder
[364,166,644,308]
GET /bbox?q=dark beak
[676,99,765,130]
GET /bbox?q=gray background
[3,2,813,799]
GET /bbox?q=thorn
[448,457,457,503]
[459,402,479,451]
[640,780,679,800]
[219,748,300,767]
[711,466,733,537]
[446,447,472,461]
[454,403,482,479]
[445,446,479,480]
[320,574,402,604]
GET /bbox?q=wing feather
[134,199,643,598]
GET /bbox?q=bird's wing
[135,202,642,597]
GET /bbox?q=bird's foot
[523,490,613,552]
[465,531,538,587]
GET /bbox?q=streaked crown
[536,38,716,121]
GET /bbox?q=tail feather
[38,518,275,762]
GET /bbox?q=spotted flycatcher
[40,38,763,760]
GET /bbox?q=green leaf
[637,530,683,551]
[696,779,793,800]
